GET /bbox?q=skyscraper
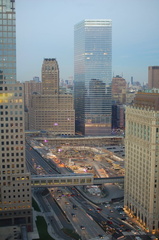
[112,75,126,104]
[148,66,159,89]
[42,58,59,95]
[74,19,112,136]
[29,58,75,135]
[124,90,159,234]
[0,0,32,230]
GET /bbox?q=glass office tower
[74,19,112,136]
[0,0,32,231]
[0,0,16,84]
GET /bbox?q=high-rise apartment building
[124,90,159,234]
[29,59,75,135]
[74,19,112,136]
[0,0,32,230]
[148,66,159,89]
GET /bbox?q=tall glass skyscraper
[0,0,32,231]
[0,0,16,84]
[74,19,112,136]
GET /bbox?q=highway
[52,186,109,240]
[26,144,77,239]
[34,188,74,240]
[26,141,152,240]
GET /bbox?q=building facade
[0,0,32,231]
[23,80,42,130]
[124,90,159,234]
[112,104,125,130]
[148,66,159,89]
[112,75,126,104]
[74,19,112,136]
[29,59,75,135]
[23,80,42,110]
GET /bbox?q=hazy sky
[16,0,159,84]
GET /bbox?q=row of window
[2,158,24,162]
[1,146,23,150]
[0,38,15,44]
[0,18,15,24]
[1,136,23,141]
[0,112,23,118]
[32,178,92,186]
[0,205,31,211]
[0,99,23,103]
[0,116,23,122]
[1,151,23,157]
[0,32,15,37]
[0,104,23,109]
[1,128,23,133]
[0,25,15,31]
[0,170,25,175]
[2,164,24,169]
[0,44,15,50]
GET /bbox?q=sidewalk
[28,209,40,240]
[28,201,63,240]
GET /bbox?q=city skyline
[16,0,159,84]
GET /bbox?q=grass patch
[32,197,41,212]
[34,216,55,240]
[63,228,81,240]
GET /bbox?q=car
[125,228,131,232]
[71,213,76,217]
[88,208,92,211]
[107,221,113,224]
[80,226,85,230]
[105,204,110,207]
[117,228,122,232]
[73,204,77,209]
[98,234,104,239]
[57,189,62,193]
[97,207,102,211]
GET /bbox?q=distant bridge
[31,173,124,188]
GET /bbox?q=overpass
[31,173,124,188]
[32,135,124,147]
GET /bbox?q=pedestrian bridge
[31,173,124,188]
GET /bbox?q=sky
[16,0,159,84]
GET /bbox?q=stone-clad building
[29,59,75,135]
[125,89,159,234]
